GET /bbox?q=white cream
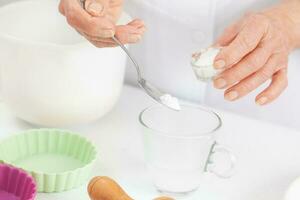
[191,47,221,81]
[159,94,181,111]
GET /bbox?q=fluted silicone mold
[0,129,97,192]
[0,164,36,200]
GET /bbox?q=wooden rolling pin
[153,197,174,200]
[88,176,174,200]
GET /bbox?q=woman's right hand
[59,0,145,47]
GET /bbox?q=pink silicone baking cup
[0,164,36,200]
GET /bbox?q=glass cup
[139,104,236,195]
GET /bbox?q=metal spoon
[112,36,180,111]
[78,0,179,110]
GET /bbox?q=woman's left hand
[213,1,299,105]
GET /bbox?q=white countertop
[0,85,299,200]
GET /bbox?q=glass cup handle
[205,142,237,178]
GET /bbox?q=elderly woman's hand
[59,0,145,47]
[213,0,300,105]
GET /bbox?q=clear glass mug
[139,104,236,195]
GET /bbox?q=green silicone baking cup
[0,129,97,193]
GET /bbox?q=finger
[214,14,268,70]
[58,1,65,15]
[82,32,116,44]
[223,54,287,101]
[118,19,146,34]
[127,19,145,29]
[213,45,272,89]
[85,0,108,17]
[115,32,142,44]
[114,20,146,44]
[82,19,145,44]
[255,69,288,105]
[63,0,114,37]
[87,39,117,48]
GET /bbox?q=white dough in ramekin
[191,47,222,82]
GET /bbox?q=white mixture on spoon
[160,94,181,111]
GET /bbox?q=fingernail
[214,78,227,89]
[214,60,226,69]
[225,91,239,101]
[87,2,104,15]
[256,97,268,105]
[101,30,114,38]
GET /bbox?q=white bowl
[0,0,130,126]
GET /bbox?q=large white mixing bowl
[0,0,129,126]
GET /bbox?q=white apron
[124,0,300,130]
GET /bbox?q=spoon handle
[112,36,143,82]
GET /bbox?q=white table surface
[0,85,299,200]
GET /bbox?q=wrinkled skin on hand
[213,1,300,105]
[59,0,145,47]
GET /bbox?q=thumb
[85,0,108,17]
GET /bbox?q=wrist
[262,0,300,50]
